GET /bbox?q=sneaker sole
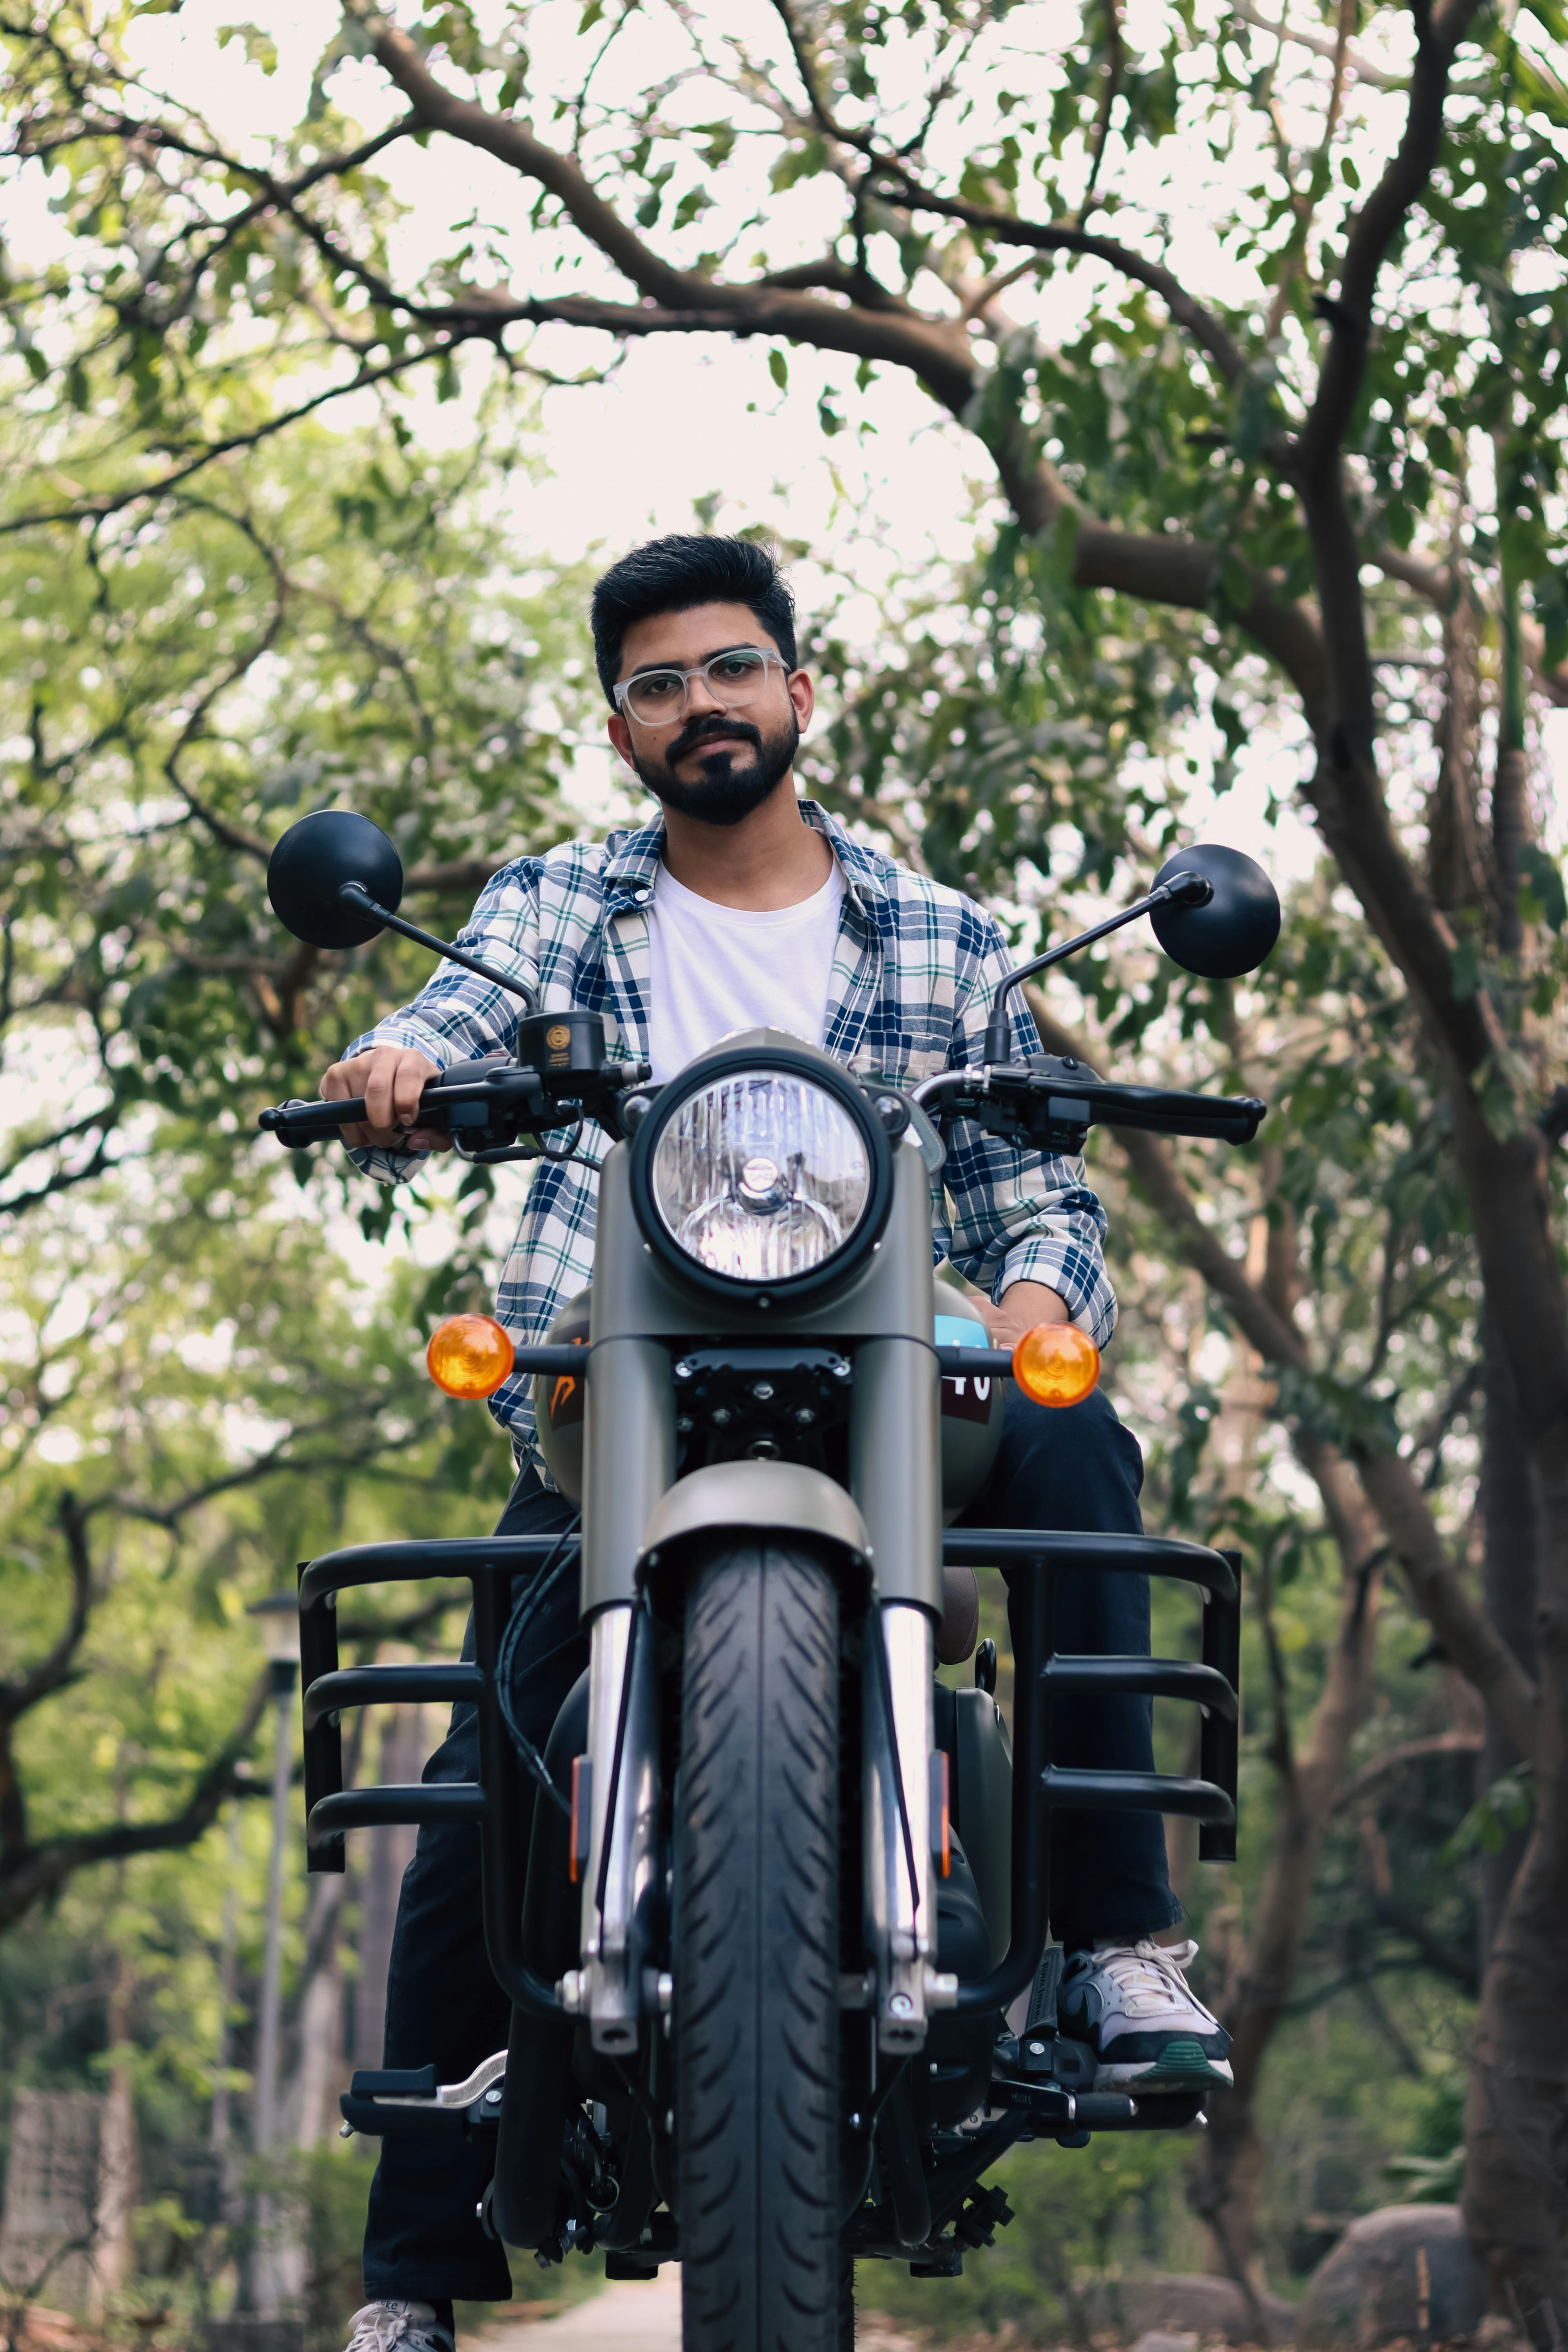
[1096,2037,1234,2092]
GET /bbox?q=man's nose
[682,669,726,722]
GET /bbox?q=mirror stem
[981,872,1212,1062]
[338,884,539,1012]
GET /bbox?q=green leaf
[770,137,827,194]
[1519,842,1566,932]
[1231,364,1280,461]
[671,186,711,233]
[1219,554,1253,614]
[768,348,789,392]
[216,22,279,73]
[1442,1766,1534,1863]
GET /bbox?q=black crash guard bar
[296,1524,1241,2028]
[940,1529,1240,2018]
[298,1534,574,2020]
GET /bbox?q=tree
[815,585,1494,2289]
[0,362,606,1922]
[8,0,1568,2308]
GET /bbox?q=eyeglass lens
[624,647,773,721]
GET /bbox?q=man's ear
[607,710,637,770]
[788,667,815,736]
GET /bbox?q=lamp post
[246,1593,299,2318]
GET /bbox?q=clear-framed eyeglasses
[612,645,791,727]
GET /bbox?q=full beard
[633,712,801,828]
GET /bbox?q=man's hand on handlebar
[320,1047,451,1152]
[976,1280,1072,1348]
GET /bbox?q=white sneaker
[344,2304,455,2352]
[1057,1938,1234,2092]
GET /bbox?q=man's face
[607,601,815,827]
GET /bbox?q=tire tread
[677,1544,841,2352]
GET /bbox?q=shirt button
[635,889,651,904]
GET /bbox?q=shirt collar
[601,799,889,913]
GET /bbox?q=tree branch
[0,1671,271,1935]
[870,168,1251,388]
[1077,0,1126,225]
[1332,1729,1485,1813]
[0,336,486,539]
[1295,0,1488,759]
[1024,984,1541,1760]
[0,1494,96,1731]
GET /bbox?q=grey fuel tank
[532,1277,1005,1513]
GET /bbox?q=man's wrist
[978,1281,1073,1345]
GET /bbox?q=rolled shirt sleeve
[935,911,1118,1349]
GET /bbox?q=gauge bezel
[627,1042,895,1307]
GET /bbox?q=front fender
[636,1459,872,1579]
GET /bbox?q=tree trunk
[1427,572,1487,920]
[1479,1316,1539,1964]
[1463,1447,1568,2338]
[353,1705,423,2067]
[90,1937,137,2314]
[1492,746,1531,958]
[287,1874,347,2149]
[1189,1438,1383,2305]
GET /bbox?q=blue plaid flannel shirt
[345,801,1117,1476]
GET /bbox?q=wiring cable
[494,1513,582,1819]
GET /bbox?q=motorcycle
[260,810,1278,2349]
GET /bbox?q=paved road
[481,2270,917,2352]
[484,2270,681,2350]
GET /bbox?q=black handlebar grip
[259,1096,372,1146]
[1127,1093,1265,1145]
[1069,1084,1266,1145]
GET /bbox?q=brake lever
[913,1058,1266,1151]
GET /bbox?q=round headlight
[632,1048,893,1303]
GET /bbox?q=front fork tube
[565,1602,661,2054]
[864,1603,956,2052]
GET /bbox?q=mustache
[666,712,763,763]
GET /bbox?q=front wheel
[675,1540,842,2352]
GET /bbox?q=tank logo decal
[942,1370,993,1424]
[545,1334,589,1427]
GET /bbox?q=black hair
[590,533,797,706]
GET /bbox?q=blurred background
[2,0,1565,2343]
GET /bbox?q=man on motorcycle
[321,535,1231,2352]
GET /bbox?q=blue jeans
[362,1384,1176,2305]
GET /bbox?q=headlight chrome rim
[628,1043,895,1306]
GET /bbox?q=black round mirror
[267,810,405,949]
[1151,843,1280,979]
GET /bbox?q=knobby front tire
[675,1541,842,2352]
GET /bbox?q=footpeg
[338,2050,508,2137]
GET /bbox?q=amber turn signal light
[1011,1320,1100,1408]
[426,1313,515,1400]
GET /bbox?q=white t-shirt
[646,857,846,1084]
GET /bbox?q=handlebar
[261,1050,1263,1160]
[1037,1078,1265,1145]
[258,1054,653,1156]
[259,1063,551,1150]
[913,1058,1265,1149]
